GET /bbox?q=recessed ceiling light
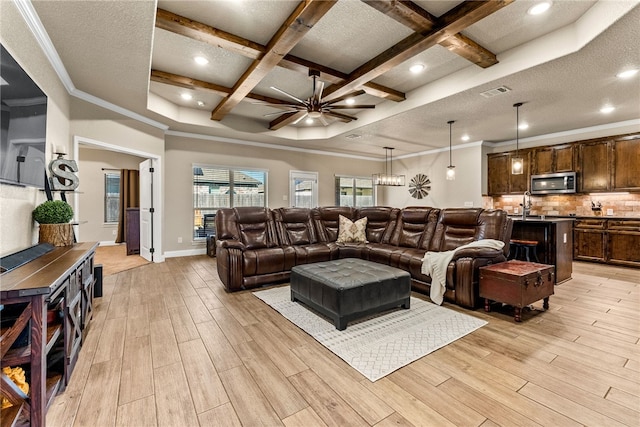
[528,1,551,15]
[518,123,529,130]
[345,98,355,105]
[600,105,615,114]
[197,100,205,107]
[409,64,425,74]
[194,56,209,65]
[305,118,314,124]
[616,69,638,79]
[181,93,193,101]
[461,135,470,142]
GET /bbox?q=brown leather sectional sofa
[215,206,513,308]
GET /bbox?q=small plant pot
[38,223,74,246]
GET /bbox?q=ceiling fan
[262,70,376,126]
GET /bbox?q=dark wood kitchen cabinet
[487,151,531,195]
[607,220,640,267]
[532,144,574,175]
[573,219,607,262]
[612,136,640,191]
[577,140,611,193]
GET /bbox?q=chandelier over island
[373,147,405,186]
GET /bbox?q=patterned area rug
[253,286,487,382]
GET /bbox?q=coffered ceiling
[25,0,640,158]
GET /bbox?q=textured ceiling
[27,0,640,159]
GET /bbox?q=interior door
[139,159,154,261]
[290,171,318,208]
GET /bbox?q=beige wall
[163,134,381,252]
[383,143,485,209]
[76,147,147,243]
[0,1,72,256]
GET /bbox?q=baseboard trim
[164,248,207,258]
[98,241,121,247]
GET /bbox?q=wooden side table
[479,260,555,322]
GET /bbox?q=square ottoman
[290,258,411,330]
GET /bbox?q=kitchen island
[510,218,574,283]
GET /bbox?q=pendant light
[511,102,524,175]
[446,120,456,180]
[372,147,405,186]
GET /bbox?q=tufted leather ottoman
[290,258,411,330]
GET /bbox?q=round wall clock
[409,174,431,199]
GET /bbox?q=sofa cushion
[312,207,356,242]
[355,207,399,243]
[390,207,437,248]
[233,207,278,250]
[274,207,316,246]
[430,208,482,251]
[337,215,368,243]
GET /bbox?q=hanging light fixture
[511,102,524,175]
[373,147,405,186]
[446,120,456,180]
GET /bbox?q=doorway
[289,171,318,208]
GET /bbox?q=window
[290,171,318,208]
[104,172,120,223]
[335,176,375,207]
[193,165,267,240]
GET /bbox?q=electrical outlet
[563,233,567,244]
[514,208,519,214]
[178,237,183,243]
[606,208,614,216]
[283,195,288,201]
[112,229,117,236]
[464,201,473,207]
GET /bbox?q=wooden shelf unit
[0,242,98,427]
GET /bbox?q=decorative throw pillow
[336,215,368,244]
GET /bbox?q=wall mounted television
[1,44,47,188]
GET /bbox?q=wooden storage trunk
[479,260,555,322]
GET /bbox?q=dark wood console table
[0,242,98,427]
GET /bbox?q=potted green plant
[32,200,74,246]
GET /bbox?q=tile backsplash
[484,193,640,217]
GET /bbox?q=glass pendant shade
[446,165,456,180]
[373,147,405,186]
[511,156,524,175]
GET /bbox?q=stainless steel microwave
[530,172,576,194]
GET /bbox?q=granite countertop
[508,215,639,221]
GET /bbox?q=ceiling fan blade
[315,80,324,102]
[270,86,307,105]
[263,110,299,117]
[324,111,357,123]
[292,112,309,125]
[327,105,376,109]
[319,114,329,126]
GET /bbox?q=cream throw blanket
[421,239,505,305]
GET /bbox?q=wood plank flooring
[46,257,640,426]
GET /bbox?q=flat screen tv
[1,44,47,188]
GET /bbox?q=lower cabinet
[574,218,640,267]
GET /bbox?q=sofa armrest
[217,239,246,251]
[451,247,504,261]
[450,253,506,308]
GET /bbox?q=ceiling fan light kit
[373,147,405,187]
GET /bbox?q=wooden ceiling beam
[322,0,513,102]
[269,111,307,130]
[210,0,338,121]
[362,0,498,68]
[150,70,294,105]
[155,7,405,103]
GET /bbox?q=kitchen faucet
[521,191,531,220]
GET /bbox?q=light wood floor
[46,256,640,427]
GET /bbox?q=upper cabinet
[487,151,531,195]
[487,133,639,196]
[612,135,640,191]
[577,139,611,192]
[532,144,575,175]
